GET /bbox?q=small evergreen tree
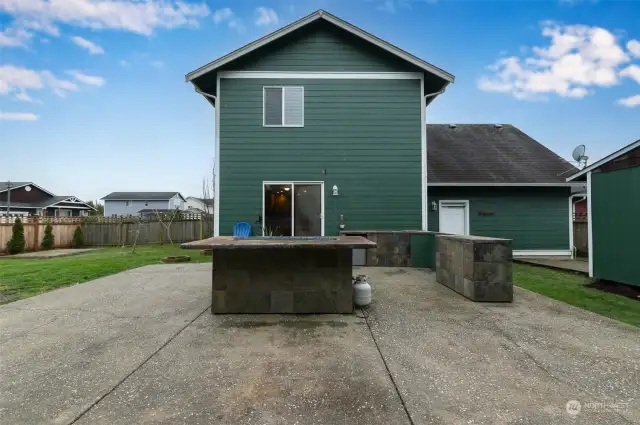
[72,226,84,248]
[40,224,54,250]
[6,217,26,255]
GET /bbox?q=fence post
[33,216,40,252]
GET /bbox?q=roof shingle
[427,124,577,184]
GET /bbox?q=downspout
[423,87,448,231]
[194,87,218,235]
[569,194,587,259]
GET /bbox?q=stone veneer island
[181,236,376,314]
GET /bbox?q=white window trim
[262,181,324,236]
[263,86,305,128]
[438,200,470,236]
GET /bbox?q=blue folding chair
[233,222,252,238]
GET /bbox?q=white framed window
[263,86,304,127]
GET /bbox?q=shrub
[72,226,84,248]
[6,217,26,255]
[40,224,54,250]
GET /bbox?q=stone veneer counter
[181,236,376,314]
[436,234,513,302]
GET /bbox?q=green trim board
[427,187,571,251]
[591,166,640,287]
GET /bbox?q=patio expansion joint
[66,303,212,425]
[360,307,416,425]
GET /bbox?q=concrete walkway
[516,257,589,274]
[1,248,98,259]
[0,265,638,425]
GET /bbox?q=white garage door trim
[438,200,470,235]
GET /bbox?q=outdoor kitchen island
[181,236,376,314]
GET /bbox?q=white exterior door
[439,201,469,235]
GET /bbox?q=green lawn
[1,249,638,327]
[514,263,640,327]
[0,246,209,304]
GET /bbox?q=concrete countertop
[181,236,376,250]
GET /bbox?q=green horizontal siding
[219,78,422,236]
[224,21,418,73]
[591,167,640,286]
[428,187,570,251]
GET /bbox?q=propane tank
[353,275,372,307]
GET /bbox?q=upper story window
[263,87,304,127]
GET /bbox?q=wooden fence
[573,221,589,257]
[0,214,213,253]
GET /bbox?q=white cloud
[212,7,244,33]
[628,40,640,58]
[255,7,278,26]
[213,7,232,24]
[66,70,105,86]
[0,26,33,47]
[0,112,38,121]
[150,60,164,69]
[479,22,639,101]
[377,0,397,13]
[0,65,80,99]
[119,59,130,67]
[41,71,79,97]
[617,94,640,107]
[71,35,104,54]
[620,64,640,84]
[14,90,41,103]
[0,0,210,37]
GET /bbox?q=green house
[186,10,580,256]
[567,139,640,287]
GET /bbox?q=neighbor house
[184,197,214,214]
[567,139,640,287]
[426,124,581,257]
[0,182,95,217]
[185,10,580,253]
[102,192,185,217]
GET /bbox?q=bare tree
[154,208,181,246]
[201,158,215,237]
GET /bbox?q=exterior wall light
[431,201,437,211]
[332,185,339,196]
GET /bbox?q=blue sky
[1,0,639,202]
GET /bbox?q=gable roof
[185,10,454,84]
[101,192,184,201]
[186,197,214,206]
[0,182,55,196]
[566,139,640,182]
[427,124,578,186]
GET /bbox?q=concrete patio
[0,264,638,425]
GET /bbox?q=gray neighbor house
[102,192,185,217]
[186,10,581,256]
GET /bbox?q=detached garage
[567,139,640,287]
[426,124,583,256]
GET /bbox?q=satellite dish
[24,185,31,192]
[572,145,586,162]
[571,145,589,169]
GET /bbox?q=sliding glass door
[263,182,323,236]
